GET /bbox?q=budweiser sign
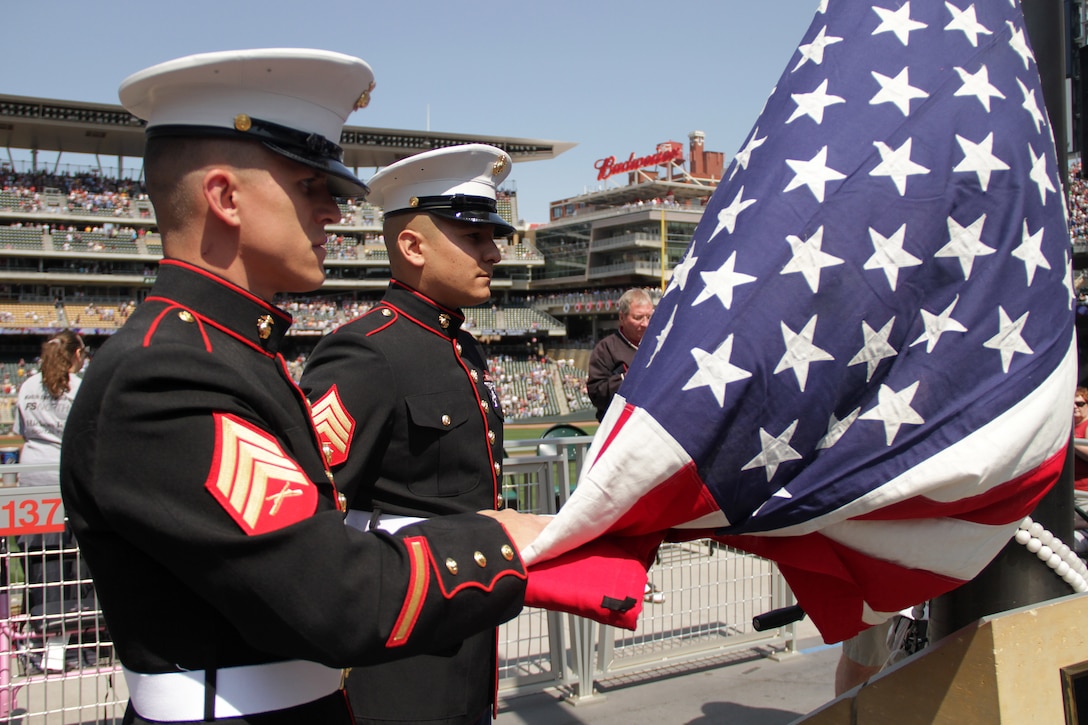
[594,141,684,181]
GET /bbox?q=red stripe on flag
[853,447,1065,526]
[716,531,962,644]
[611,461,720,536]
[589,402,636,467]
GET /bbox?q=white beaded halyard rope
[1014,516,1088,593]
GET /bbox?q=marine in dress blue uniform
[59,51,536,725]
[301,145,515,724]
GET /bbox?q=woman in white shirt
[15,330,84,487]
[14,330,91,672]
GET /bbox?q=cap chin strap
[384,201,515,238]
[146,121,368,197]
[410,194,498,214]
[235,116,345,163]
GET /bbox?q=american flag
[523,0,1076,643]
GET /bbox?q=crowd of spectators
[1070,162,1088,245]
[483,354,595,420]
[1,167,148,218]
[334,198,380,226]
[0,343,592,423]
[555,194,704,221]
[556,359,593,413]
[489,354,557,419]
[234,348,596,422]
[284,354,309,383]
[0,221,148,254]
[0,167,604,429]
[508,286,664,314]
[323,235,395,260]
[54,224,145,250]
[69,300,136,327]
[283,297,375,333]
[0,169,523,234]
[10,161,1088,246]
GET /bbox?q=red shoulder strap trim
[364,306,398,337]
[143,300,212,352]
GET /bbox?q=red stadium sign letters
[594,142,685,181]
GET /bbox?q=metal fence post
[564,614,606,705]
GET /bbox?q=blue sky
[4,1,818,223]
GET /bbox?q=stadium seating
[0,170,608,427]
[64,231,139,254]
[489,355,564,419]
[0,226,45,250]
[1070,162,1088,254]
[0,303,63,329]
[502,307,555,332]
[556,360,593,414]
[0,190,23,211]
[501,243,543,260]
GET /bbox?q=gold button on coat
[493,462,501,475]
[479,400,488,412]
[382,308,393,317]
[501,545,515,561]
[474,551,487,567]
[441,414,451,427]
[438,313,450,329]
[470,370,479,382]
[487,430,496,444]
[445,558,458,575]
[455,342,462,355]
[177,310,195,323]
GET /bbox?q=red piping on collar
[390,280,465,322]
[159,259,292,323]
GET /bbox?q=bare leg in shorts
[834,618,894,696]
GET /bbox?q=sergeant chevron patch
[311,386,355,467]
[205,413,318,535]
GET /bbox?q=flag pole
[660,208,667,293]
[929,0,1075,642]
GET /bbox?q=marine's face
[236,153,341,301]
[417,215,502,309]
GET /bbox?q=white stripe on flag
[522,396,693,566]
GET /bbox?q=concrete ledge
[797,593,1088,724]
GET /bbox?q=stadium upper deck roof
[0,93,574,173]
[550,178,719,211]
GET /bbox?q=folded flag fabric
[523,0,1076,644]
[524,534,661,630]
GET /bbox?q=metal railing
[497,438,798,703]
[0,474,124,723]
[0,442,798,720]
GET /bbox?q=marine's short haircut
[143,136,267,234]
